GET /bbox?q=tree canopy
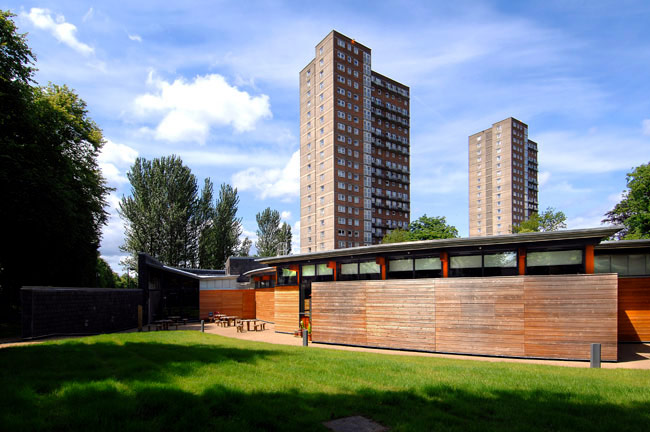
[512,207,567,233]
[1,11,110,321]
[603,163,650,239]
[255,208,292,256]
[382,215,459,243]
[198,182,243,268]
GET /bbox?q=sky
[5,0,650,273]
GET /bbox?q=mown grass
[1,331,649,431]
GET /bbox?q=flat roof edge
[258,226,623,265]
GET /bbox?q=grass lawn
[1,332,649,431]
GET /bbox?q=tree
[277,222,292,255]
[238,237,252,256]
[255,208,291,257]
[198,183,242,268]
[409,215,459,240]
[119,155,201,267]
[1,12,110,322]
[96,257,117,288]
[513,207,567,233]
[603,163,650,239]
[381,228,415,244]
[381,215,459,244]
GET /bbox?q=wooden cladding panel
[199,290,256,319]
[523,275,617,361]
[255,288,275,323]
[312,281,367,346]
[435,277,525,357]
[311,274,618,361]
[618,277,650,342]
[366,280,435,351]
[274,286,300,333]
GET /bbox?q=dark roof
[181,268,226,276]
[257,226,622,265]
[595,239,650,250]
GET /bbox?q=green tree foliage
[198,183,242,268]
[255,208,291,256]
[1,12,110,322]
[278,222,292,255]
[382,215,459,243]
[238,237,252,256]
[96,257,117,288]
[381,228,415,244]
[119,155,202,267]
[512,207,567,233]
[603,163,650,239]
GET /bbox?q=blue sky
[6,1,650,272]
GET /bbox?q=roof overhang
[595,239,650,250]
[257,226,623,265]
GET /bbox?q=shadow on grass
[0,339,280,393]
[2,381,649,432]
[1,339,649,431]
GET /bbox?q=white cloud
[133,72,272,143]
[537,130,650,174]
[291,221,300,254]
[232,150,299,201]
[642,119,650,136]
[24,8,94,55]
[281,211,292,221]
[538,171,551,187]
[98,140,138,185]
[128,34,142,42]
[82,7,94,23]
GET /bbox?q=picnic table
[152,319,175,331]
[223,316,239,327]
[241,319,266,331]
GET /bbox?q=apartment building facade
[469,117,538,237]
[300,30,410,253]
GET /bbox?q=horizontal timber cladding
[311,274,618,361]
[523,274,617,361]
[199,290,255,319]
[255,288,275,323]
[274,286,300,333]
[618,277,650,342]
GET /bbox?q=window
[359,260,381,280]
[449,255,482,277]
[483,252,517,276]
[527,250,583,275]
[415,257,441,278]
[595,253,650,276]
[277,266,297,285]
[388,258,413,279]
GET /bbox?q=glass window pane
[450,255,482,269]
[301,265,315,277]
[594,255,611,273]
[282,268,297,277]
[317,263,333,275]
[415,257,441,270]
[611,255,628,275]
[527,250,583,267]
[341,263,358,274]
[628,254,645,275]
[389,259,412,272]
[484,252,517,268]
[360,261,381,274]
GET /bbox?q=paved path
[4,322,649,369]
[192,322,650,369]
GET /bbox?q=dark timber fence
[21,287,143,339]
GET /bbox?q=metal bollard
[201,320,205,333]
[590,343,601,368]
[303,329,309,346]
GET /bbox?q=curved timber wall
[311,274,618,361]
